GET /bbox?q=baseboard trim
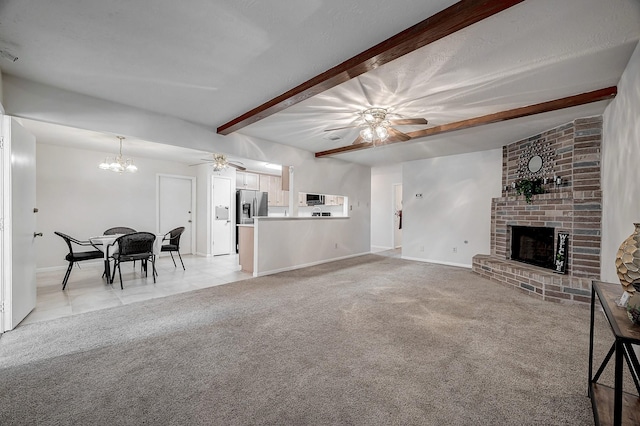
[254,252,371,277]
[371,245,393,252]
[37,260,104,273]
[401,256,471,269]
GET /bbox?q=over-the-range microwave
[306,194,325,205]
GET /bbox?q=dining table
[90,233,164,284]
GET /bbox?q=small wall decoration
[514,178,545,204]
[517,140,553,180]
[554,232,569,274]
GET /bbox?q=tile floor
[22,253,252,327]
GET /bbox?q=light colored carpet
[0,254,614,425]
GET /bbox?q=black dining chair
[104,227,138,270]
[104,227,136,235]
[161,227,185,270]
[54,231,104,290]
[108,232,156,289]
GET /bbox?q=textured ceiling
[0,0,639,166]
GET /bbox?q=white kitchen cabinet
[257,173,289,206]
[324,195,345,206]
[269,175,282,206]
[237,171,260,190]
[259,174,270,193]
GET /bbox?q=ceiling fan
[324,107,428,146]
[190,153,246,171]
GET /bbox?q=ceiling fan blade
[387,127,411,142]
[228,163,246,171]
[388,118,428,126]
[324,125,359,132]
[189,162,209,167]
[351,135,365,145]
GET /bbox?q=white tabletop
[90,234,163,260]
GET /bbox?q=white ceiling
[0,0,639,166]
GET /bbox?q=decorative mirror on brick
[517,140,553,180]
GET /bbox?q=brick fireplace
[472,116,602,306]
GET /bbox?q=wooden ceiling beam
[314,86,617,158]
[217,0,525,135]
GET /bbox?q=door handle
[34,232,43,238]
[188,220,192,223]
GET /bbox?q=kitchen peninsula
[237,215,361,275]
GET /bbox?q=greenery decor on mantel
[514,178,546,204]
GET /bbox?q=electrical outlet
[453,247,457,253]
[419,245,424,252]
[335,243,338,249]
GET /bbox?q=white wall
[602,40,640,283]
[195,164,211,257]
[0,68,4,113]
[37,143,196,269]
[255,218,369,275]
[370,164,402,251]
[402,149,502,267]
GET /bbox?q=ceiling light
[98,136,138,173]
[212,153,229,171]
[265,163,282,171]
[359,108,390,144]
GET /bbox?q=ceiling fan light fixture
[361,107,387,125]
[326,106,423,147]
[358,107,391,144]
[360,126,374,142]
[212,153,229,171]
[375,125,389,141]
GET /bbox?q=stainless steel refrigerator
[236,190,268,224]
[236,189,268,253]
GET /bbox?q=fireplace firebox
[510,226,555,270]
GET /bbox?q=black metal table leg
[589,285,596,396]
[614,338,623,426]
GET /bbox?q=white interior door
[212,176,232,256]
[158,175,194,254]
[2,117,38,330]
[393,183,403,249]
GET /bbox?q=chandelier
[98,136,138,173]
[212,153,229,171]
[359,108,390,144]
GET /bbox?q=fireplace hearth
[511,226,555,270]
